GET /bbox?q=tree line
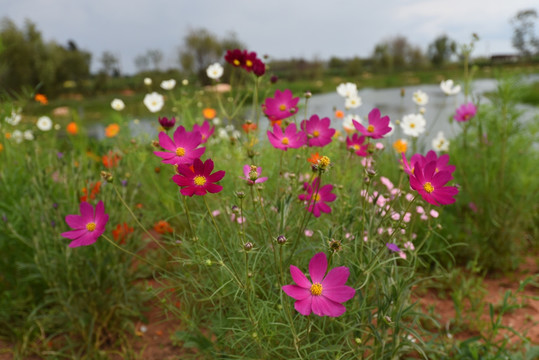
[1,9,538,97]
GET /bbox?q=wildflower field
[0,47,538,360]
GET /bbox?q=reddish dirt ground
[1,256,537,359]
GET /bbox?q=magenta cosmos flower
[192,120,215,144]
[262,89,300,124]
[267,123,307,151]
[61,201,109,248]
[401,150,455,176]
[298,177,336,217]
[353,108,392,139]
[408,160,459,206]
[154,125,206,165]
[172,158,225,196]
[301,114,336,147]
[346,133,368,157]
[282,252,356,317]
[241,164,268,185]
[454,102,477,122]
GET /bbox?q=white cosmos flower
[5,109,22,126]
[23,129,34,141]
[401,113,426,137]
[336,82,358,98]
[343,114,361,133]
[432,131,450,152]
[440,79,461,96]
[182,79,189,86]
[345,95,362,109]
[110,98,125,111]
[36,116,53,131]
[143,92,164,113]
[412,90,429,106]
[12,130,23,143]
[206,63,224,80]
[160,79,176,90]
[144,77,152,86]
[218,128,228,139]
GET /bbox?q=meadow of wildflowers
[0,46,537,359]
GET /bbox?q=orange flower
[80,181,102,202]
[102,151,121,168]
[154,220,173,234]
[136,203,143,209]
[307,152,321,165]
[242,122,257,133]
[105,123,120,138]
[5,133,11,139]
[202,107,216,119]
[34,93,48,105]
[112,222,134,244]
[393,139,408,153]
[0,143,3,153]
[334,110,344,119]
[66,122,78,135]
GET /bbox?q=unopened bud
[151,140,160,148]
[100,171,113,182]
[304,91,312,98]
[236,191,245,199]
[244,242,254,251]
[277,235,287,245]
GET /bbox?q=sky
[1,0,538,74]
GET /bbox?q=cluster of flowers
[224,49,266,77]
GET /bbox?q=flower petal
[322,285,356,303]
[65,214,86,229]
[309,252,327,283]
[294,297,312,316]
[68,233,98,248]
[322,266,350,288]
[282,285,311,301]
[290,265,311,288]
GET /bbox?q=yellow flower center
[353,144,360,150]
[313,130,320,137]
[367,125,375,132]
[423,182,434,193]
[176,147,186,157]
[233,59,240,66]
[246,60,253,67]
[311,193,321,202]
[410,123,416,128]
[319,156,331,168]
[279,104,287,111]
[194,175,207,186]
[310,282,323,296]
[86,222,96,231]
[281,137,289,145]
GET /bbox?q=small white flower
[412,90,429,106]
[143,92,164,113]
[336,82,358,98]
[432,131,449,152]
[182,79,189,86]
[343,114,361,133]
[345,95,362,109]
[5,110,22,126]
[160,79,176,90]
[12,130,23,143]
[23,129,34,141]
[143,77,152,86]
[225,124,235,132]
[110,98,125,111]
[212,117,221,126]
[36,116,53,131]
[206,63,224,80]
[54,123,61,130]
[401,113,426,137]
[419,107,426,115]
[440,79,461,96]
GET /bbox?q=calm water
[89,76,539,150]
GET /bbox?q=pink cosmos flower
[192,120,215,143]
[262,89,300,124]
[401,150,455,176]
[61,201,109,248]
[172,158,225,196]
[300,114,336,147]
[454,102,477,122]
[154,126,206,165]
[267,123,307,151]
[298,177,336,218]
[241,164,268,185]
[345,133,368,157]
[282,252,356,317]
[353,108,392,139]
[408,160,459,206]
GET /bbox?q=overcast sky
[1,0,538,74]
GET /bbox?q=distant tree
[100,51,120,77]
[372,42,392,70]
[147,49,163,70]
[346,57,362,76]
[371,36,423,71]
[134,53,150,72]
[428,34,456,67]
[511,9,539,57]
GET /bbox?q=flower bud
[244,242,254,251]
[100,171,113,182]
[236,191,245,199]
[276,235,287,245]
